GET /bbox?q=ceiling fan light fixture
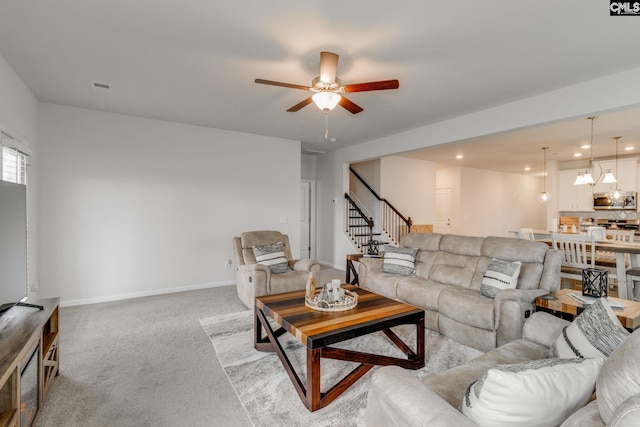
[312,91,341,112]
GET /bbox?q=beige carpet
[33,267,345,427]
[201,310,483,427]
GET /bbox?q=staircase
[345,167,413,254]
[344,194,385,255]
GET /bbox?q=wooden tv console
[0,298,59,427]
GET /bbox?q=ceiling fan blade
[319,51,339,84]
[287,97,314,112]
[339,96,364,114]
[255,79,311,91]
[343,79,400,93]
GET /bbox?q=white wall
[37,103,301,305]
[316,67,640,268]
[458,167,544,237]
[350,159,381,223]
[301,154,316,180]
[0,54,40,295]
[436,166,544,237]
[380,156,435,225]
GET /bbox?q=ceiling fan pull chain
[324,112,330,140]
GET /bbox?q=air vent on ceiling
[304,149,326,154]
[91,81,112,92]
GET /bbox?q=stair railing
[344,194,374,252]
[349,167,412,245]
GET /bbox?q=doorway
[434,187,452,234]
[300,180,316,259]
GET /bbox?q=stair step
[349,225,372,228]
[354,233,382,237]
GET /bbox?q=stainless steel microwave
[593,192,637,210]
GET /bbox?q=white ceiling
[1,1,640,177]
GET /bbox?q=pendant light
[575,117,597,185]
[608,136,624,202]
[539,147,551,203]
[575,116,617,186]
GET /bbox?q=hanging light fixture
[312,91,341,111]
[608,136,625,202]
[575,116,617,186]
[539,147,551,203]
[311,91,341,140]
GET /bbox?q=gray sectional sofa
[366,311,640,427]
[358,233,562,351]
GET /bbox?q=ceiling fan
[255,51,399,115]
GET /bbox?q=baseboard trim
[320,261,345,270]
[59,280,235,307]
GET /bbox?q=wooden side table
[535,288,640,331]
[346,253,363,285]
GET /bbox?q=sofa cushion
[439,234,485,256]
[596,328,640,423]
[396,276,449,311]
[431,252,480,289]
[438,287,495,330]
[381,245,418,275]
[481,236,548,264]
[361,270,403,299]
[399,232,442,251]
[558,401,605,427]
[424,337,549,407]
[252,242,292,274]
[460,357,603,427]
[550,298,630,359]
[480,258,521,298]
[413,249,439,279]
[481,237,548,290]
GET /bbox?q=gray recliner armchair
[232,230,320,308]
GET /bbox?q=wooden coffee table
[535,288,640,331]
[254,284,425,411]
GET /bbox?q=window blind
[1,133,29,184]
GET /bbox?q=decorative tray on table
[305,288,359,312]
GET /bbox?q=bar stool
[625,267,640,301]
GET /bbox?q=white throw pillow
[480,258,521,298]
[550,297,630,359]
[460,358,603,427]
[252,242,292,274]
[381,246,418,276]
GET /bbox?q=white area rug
[200,311,483,427]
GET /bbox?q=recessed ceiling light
[574,153,582,157]
[625,146,634,151]
[456,154,463,159]
[581,144,590,149]
[524,166,531,171]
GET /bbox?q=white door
[300,181,311,259]
[434,188,452,234]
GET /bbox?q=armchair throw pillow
[549,297,630,359]
[480,258,521,298]
[460,357,603,427]
[381,246,418,276]
[252,242,292,274]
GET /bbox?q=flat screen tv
[0,179,28,315]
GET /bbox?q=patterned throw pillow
[550,297,630,358]
[381,246,418,276]
[480,258,521,298]
[252,242,292,274]
[460,357,603,427]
